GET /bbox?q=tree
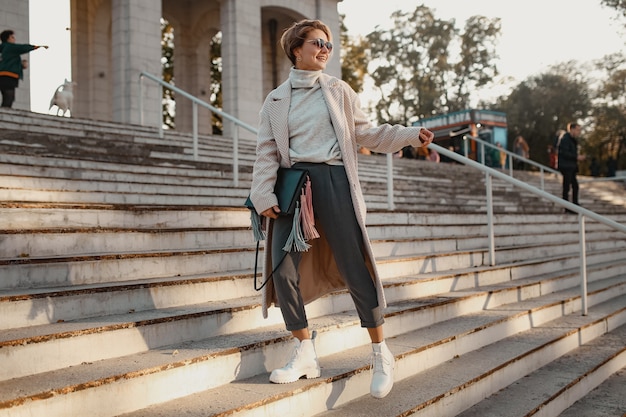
[601,0,626,21]
[339,14,368,94]
[209,32,223,135]
[585,52,626,175]
[496,65,592,167]
[161,18,175,129]
[364,5,500,125]
[160,20,223,134]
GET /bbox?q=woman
[248,19,434,399]
[0,30,48,108]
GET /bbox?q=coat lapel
[267,81,292,166]
[320,76,347,152]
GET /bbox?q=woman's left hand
[419,128,434,146]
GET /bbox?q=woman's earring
[296,56,302,62]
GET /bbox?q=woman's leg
[268,214,319,383]
[304,163,394,398]
[367,326,384,343]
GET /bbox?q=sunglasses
[306,38,333,51]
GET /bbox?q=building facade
[4,0,343,136]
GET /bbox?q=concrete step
[0,258,624,414]
[3,243,625,332]
[21,279,618,417]
[0,175,249,198]
[0,206,253,231]
[2,241,625,379]
[2,146,623,215]
[558,366,626,417]
[5,213,622,259]
[0,188,246,206]
[308,297,626,417]
[0,153,245,181]
[1,112,625,417]
[456,326,626,417]
[0,159,248,187]
[3,226,623,290]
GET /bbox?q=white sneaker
[370,340,394,398]
[269,332,321,384]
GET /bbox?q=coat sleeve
[346,85,427,153]
[249,96,281,215]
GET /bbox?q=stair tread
[456,325,626,417]
[1,112,625,417]
[112,296,626,417]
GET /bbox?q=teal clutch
[245,167,314,290]
[244,167,309,215]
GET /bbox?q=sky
[338,0,625,105]
[28,0,71,114]
[27,0,625,114]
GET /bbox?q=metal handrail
[421,143,626,315]
[462,135,561,191]
[138,71,257,186]
[137,72,624,315]
[464,135,626,187]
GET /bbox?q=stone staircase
[1,109,625,417]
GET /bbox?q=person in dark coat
[0,30,48,108]
[557,122,584,212]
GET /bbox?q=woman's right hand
[261,206,281,219]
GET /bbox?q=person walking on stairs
[248,19,434,399]
[557,122,584,214]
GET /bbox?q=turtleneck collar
[289,67,322,88]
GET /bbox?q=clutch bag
[244,167,309,215]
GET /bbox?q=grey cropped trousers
[271,162,384,331]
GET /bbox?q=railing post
[479,142,485,165]
[486,172,495,266]
[508,155,513,177]
[539,167,545,190]
[192,102,198,160]
[233,121,239,187]
[463,137,469,158]
[579,214,588,315]
[387,153,395,210]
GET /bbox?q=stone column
[174,27,214,135]
[315,0,342,79]
[111,0,162,126]
[220,0,263,139]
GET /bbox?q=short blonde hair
[280,19,332,66]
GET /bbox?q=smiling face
[293,29,332,71]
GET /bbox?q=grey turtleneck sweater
[288,68,343,165]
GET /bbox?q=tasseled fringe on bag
[283,175,318,253]
[250,210,266,242]
[282,203,311,252]
[299,177,319,241]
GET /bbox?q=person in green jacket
[0,30,48,108]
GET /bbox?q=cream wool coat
[250,72,428,319]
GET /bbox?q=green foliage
[209,32,223,135]
[339,14,367,94]
[363,5,500,125]
[585,53,626,175]
[160,19,223,134]
[601,0,626,20]
[496,64,592,167]
[161,19,175,129]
